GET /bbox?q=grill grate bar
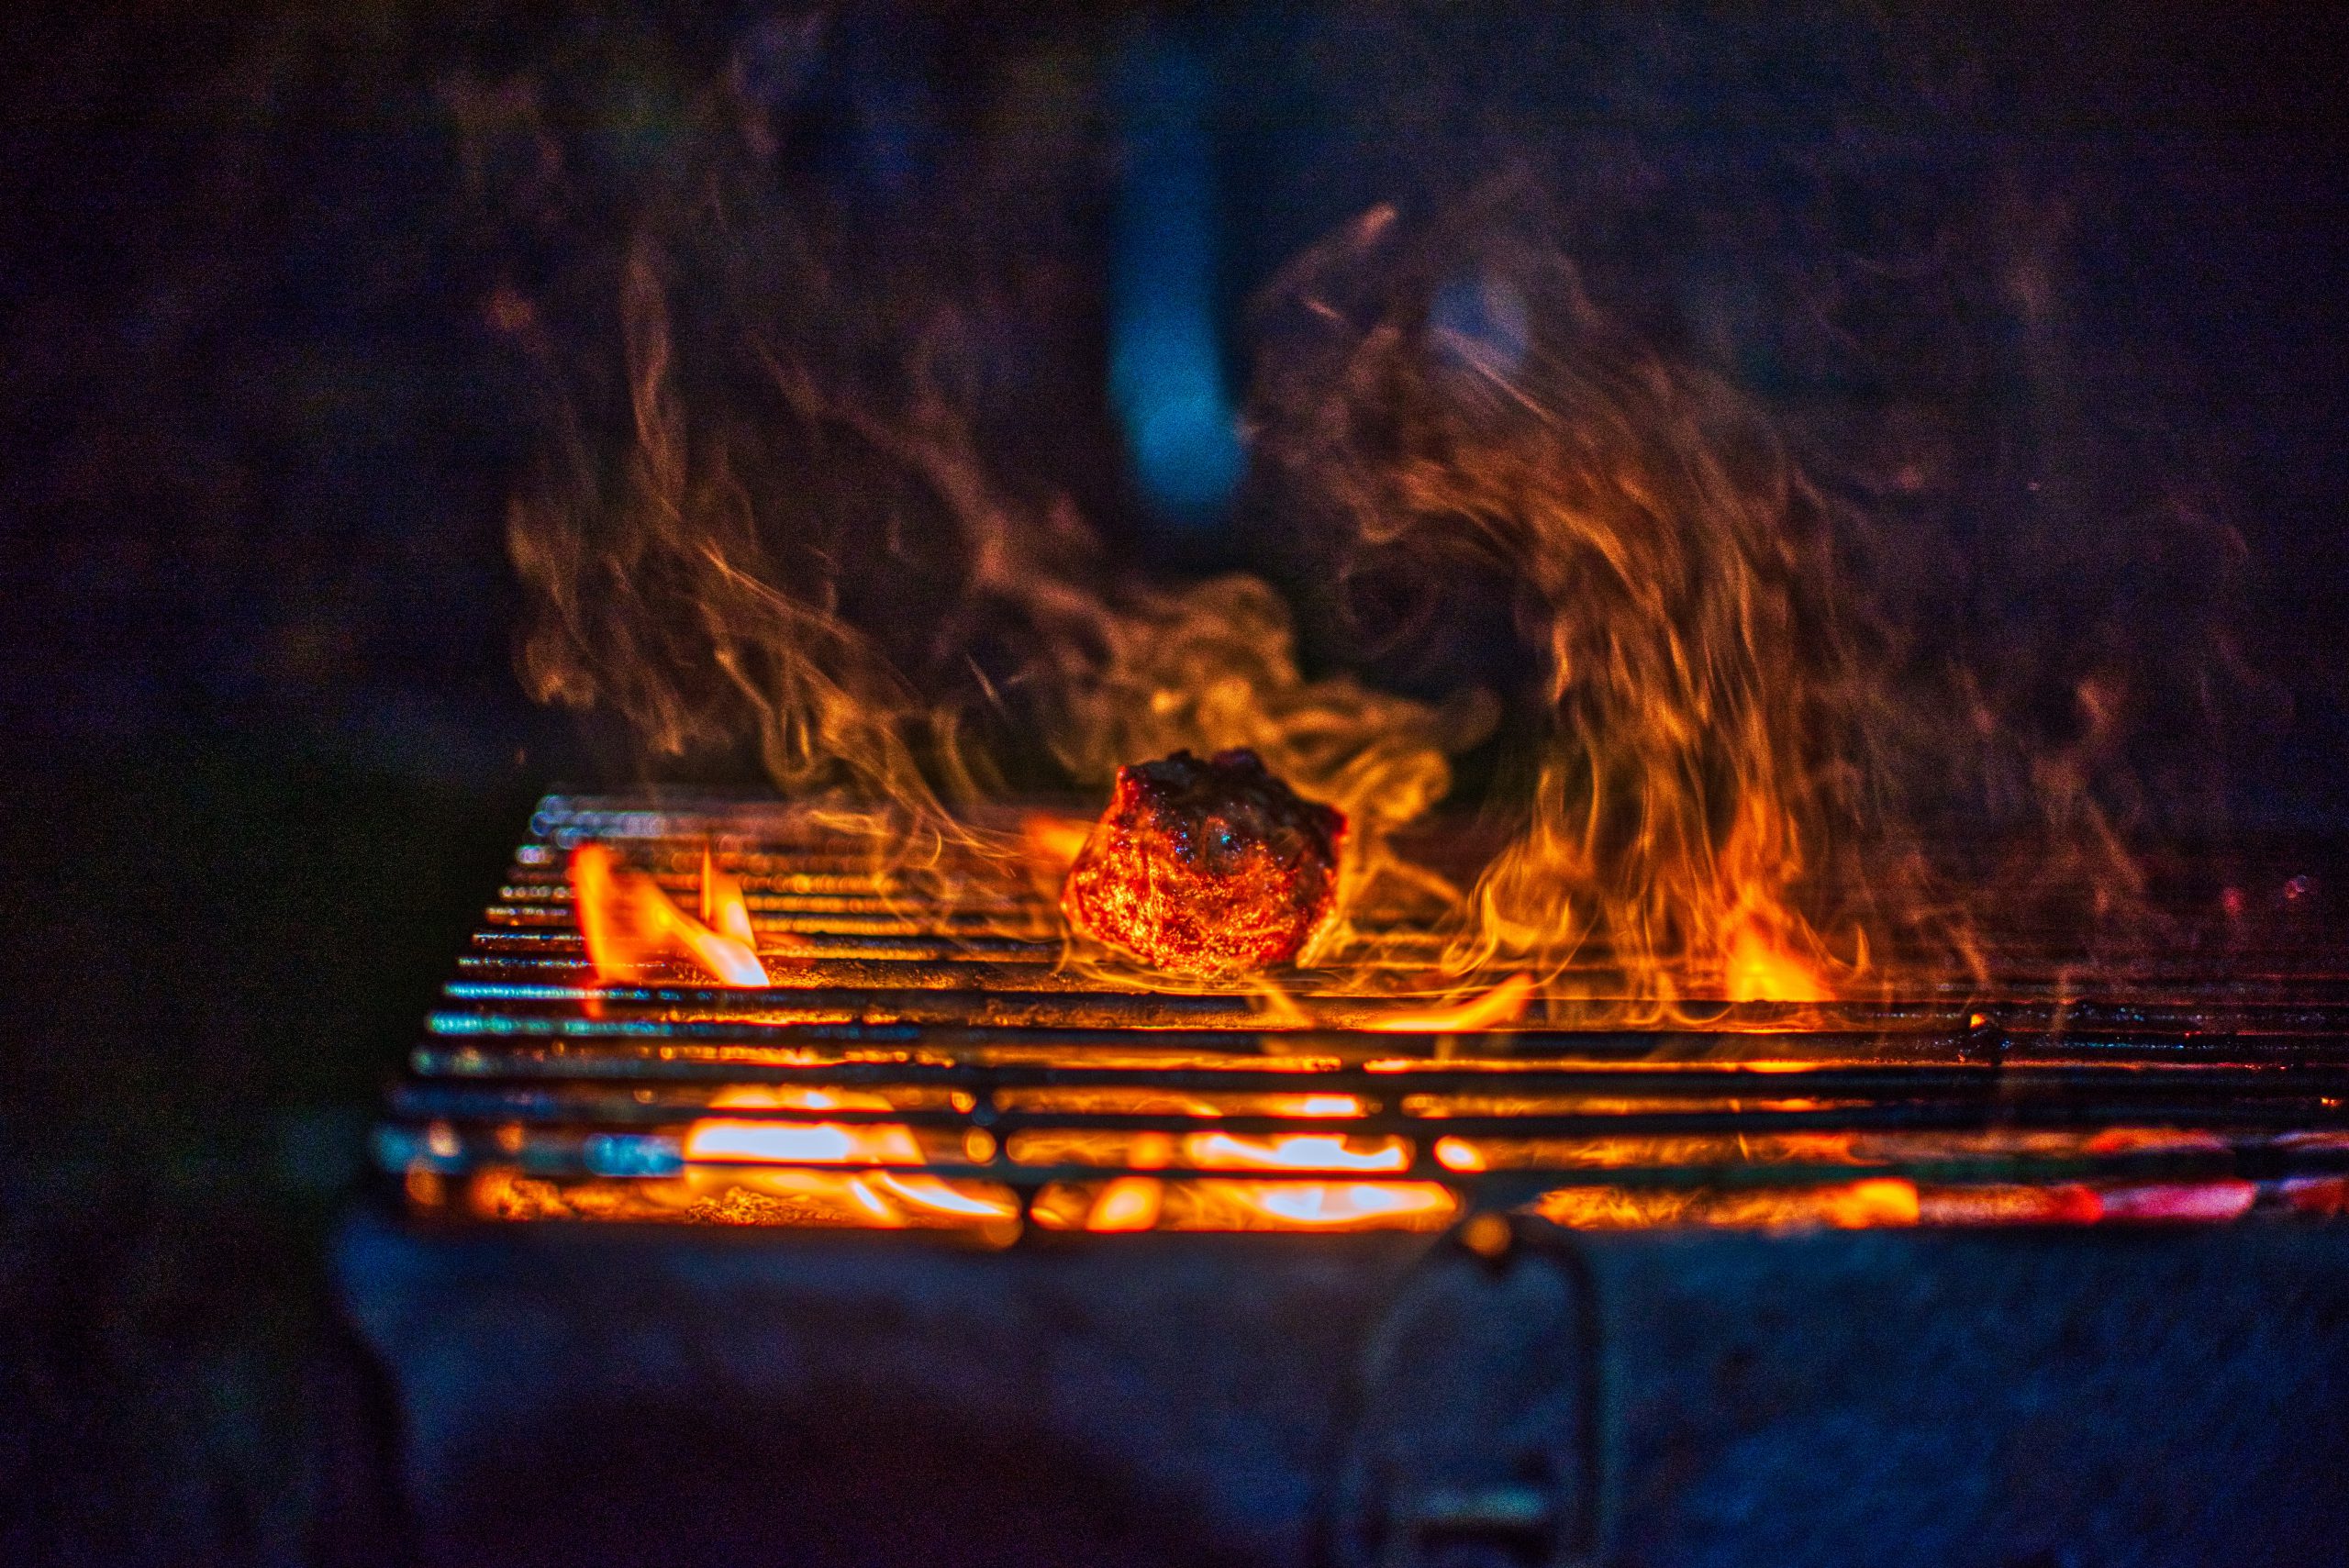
[388,1150,2349,1200]
[481,853,2349,984]
[387,1090,2349,1140]
[377,795,2349,1232]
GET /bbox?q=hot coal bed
[340,795,2349,1567]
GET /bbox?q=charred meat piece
[1062,748,1346,976]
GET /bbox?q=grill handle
[1330,1213,1600,1568]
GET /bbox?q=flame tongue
[1724,923,1831,1004]
[571,842,769,987]
[699,843,759,951]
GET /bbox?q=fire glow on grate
[375,796,2349,1238]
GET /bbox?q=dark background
[2,4,2344,1559]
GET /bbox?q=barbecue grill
[338,794,2349,1566]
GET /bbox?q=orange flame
[1085,1175,1165,1232]
[1531,1177,1919,1229]
[1216,1180,1455,1228]
[866,1172,1019,1220]
[1274,1094,1365,1118]
[570,842,768,986]
[1367,972,1537,1031]
[1182,1131,1411,1173]
[1030,1095,1439,1230]
[517,225,1904,1021]
[1724,925,1832,1004]
[502,162,2232,1051]
[683,1120,923,1166]
[696,843,758,951]
[1019,812,1093,871]
[682,1084,922,1166]
[1052,1175,1455,1231]
[1432,1137,1486,1172]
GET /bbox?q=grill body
[339,795,2349,1564]
[338,1214,2349,1566]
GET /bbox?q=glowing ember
[1027,1174,1460,1232]
[1433,1137,1486,1172]
[682,1119,923,1165]
[1085,1175,1165,1231]
[570,842,768,986]
[1276,1094,1366,1118]
[682,1083,923,1165]
[1915,1184,2101,1226]
[469,1166,1019,1231]
[2097,1181,2258,1223]
[1532,1177,1919,1229]
[704,1085,886,1112]
[1183,1130,1411,1173]
[1224,1180,1454,1228]
[1062,748,1344,976]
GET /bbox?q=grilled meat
[1061,748,1346,976]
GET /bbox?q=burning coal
[1060,748,1346,977]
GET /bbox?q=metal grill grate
[376,795,2349,1235]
